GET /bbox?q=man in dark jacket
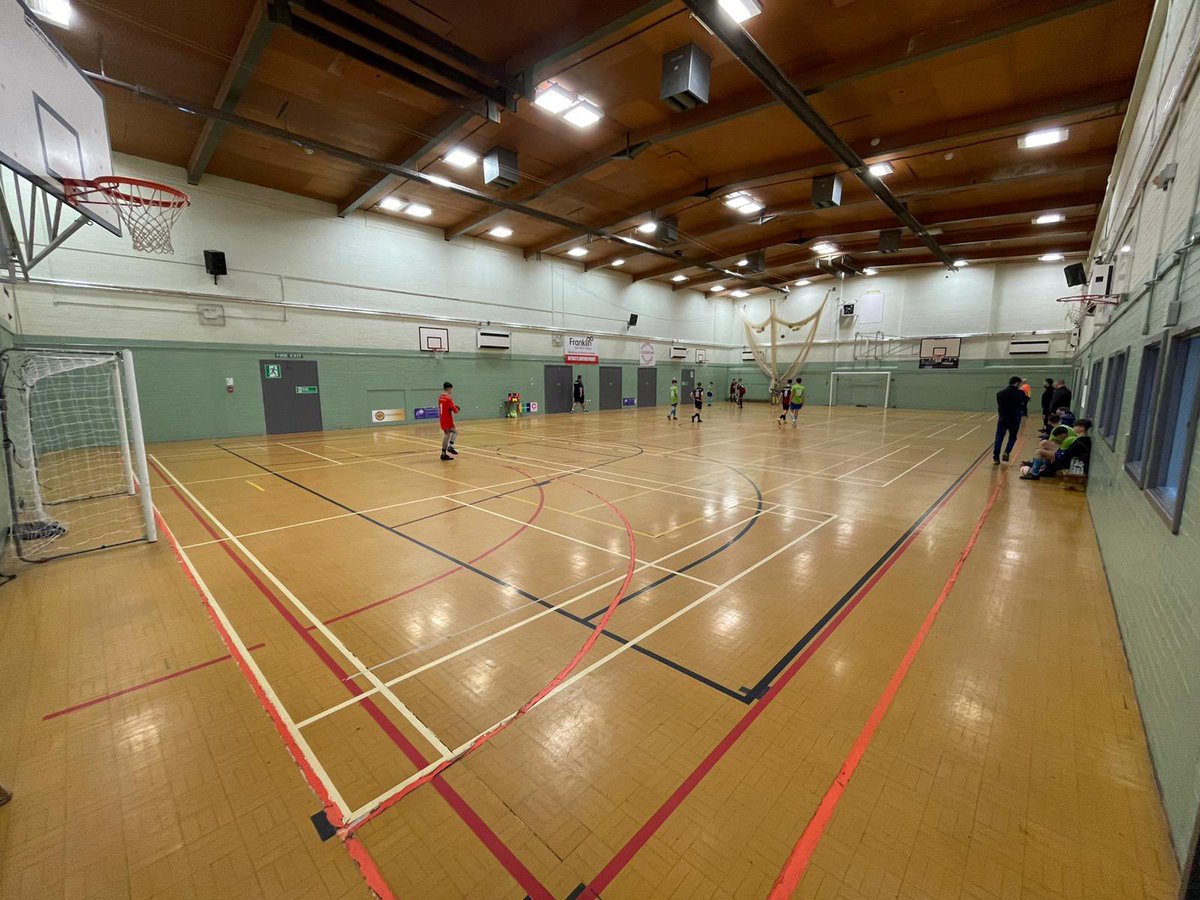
[1050,379,1072,416]
[1040,378,1055,431]
[993,376,1026,464]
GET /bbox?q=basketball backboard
[1,0,120,235]
[419,326,450,352]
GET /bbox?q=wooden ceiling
[57,0,1151,292]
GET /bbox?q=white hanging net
[740,290,833,389]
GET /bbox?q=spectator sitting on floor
[1056,407,1077,427]
[1022,426,1071,467]
[1021,419,1091,480]
[1039,412,1063,439]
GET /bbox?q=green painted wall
[1077,246,1200,864]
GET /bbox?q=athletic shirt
[791,383,805,404]
[669,384,679,403]
[574,381,585,400]
[438,392,459,430]
[691,387,704,405]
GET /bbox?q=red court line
[150,460,552,900]
[581,451,991,898]
[768,469,1009,897]
[43,642,267,720]
[342,478,638,836]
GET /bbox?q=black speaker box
[204,250,227,276]
[628,314,638,327]
[879,229,902,254]
[1064,263,1087,287]
[660,43,711,112]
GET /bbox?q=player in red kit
[438,381,459,461]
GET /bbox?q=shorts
[789,403,802,411]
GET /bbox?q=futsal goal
[830,371,892,408]
[0,348,156,561]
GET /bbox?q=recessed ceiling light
[563,98,603,128]
[717,0,762,23]
[379,196,406,212]
[794,279,811,286]
[1039,252,1065,262]
[636,222,658,234]
[27,0,71,27]
[811,241,839,255]
[863,267,878,276]
[567,246,588,258]
[611,258,626,267]
[730,289,750,298]
[426,175,455,188]
[1018,127,1069,149]
[710,285,726,292]
[1119,244,1132,253]
[724,191,759,210]
[1033,213,1065,225]
[405,203,433,218]
[671,274,688,282]
[488,226,513,238]
[736,258,749,267]
[953,259,969,267]
[533,82,576,113]
[868,162,894,177]
[738,201,764,215]
[443,147,478,168]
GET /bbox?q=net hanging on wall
[740,290,833,387]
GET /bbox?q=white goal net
[830,371,891,408]
[1,348,156,561]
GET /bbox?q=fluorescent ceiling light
[811,241,839,255]
[794,279,811,286]
[443,147,478,168]
[563,98,603,128]
[737,201,764,215]
[611,258,626,267]
[730,289,750,298]
[736,258,749,267]
[405,203,433,218]
[636,222,658,234]
[426,175,455,188]
[488,226,513,238]
[1018,127,1069,149]
[534,82,576,113]
[717,0,762,24]
[671,274,688,282]
[953,259,969,267]
[28,0,71,27]
[379,196,406,212]
[863,267,878,276]
[724,191,753,209]
[1120,244,1132,253]
[1039,252,1065,261]
[1033,213,1065,225]
[710,285,726,292]
[567,246,588,257]
[868,162,894,177]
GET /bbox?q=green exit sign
[263,363,282,379]
[295,386,318,394]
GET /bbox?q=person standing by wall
[690,382,705,423]
[707,382,714,407]
[993,375,1026,465]
[1019,379,1032,418]
[668,379,680,421]
[736,380,746,408]
[1050,379,1072,417]
[438,381,460,461]
[1040,377,1055,431]
[572,375,587,413]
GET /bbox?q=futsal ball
[1020,465,1031,476]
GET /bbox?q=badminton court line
[879,448,944,487]
[340,515,838,825]
[151,454,452,757]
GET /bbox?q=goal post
[0,347,157,561]
[830,371,892,408]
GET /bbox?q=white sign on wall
[639,342,656,367]
[565,334,599,364]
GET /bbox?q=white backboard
[0,0,120,234]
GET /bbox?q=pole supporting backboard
[0,169,91,281]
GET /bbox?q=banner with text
[639,342,656,367]
[564,334,599,364]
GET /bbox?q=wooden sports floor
[0,404,1182,899]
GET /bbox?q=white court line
[280,442,345,464]
[956,425,983,440]
[835,445,911,481]
[155,513,351,819]
[879,448,944,487]
[341,514,838,823]
[152,454,452,758]
[296,508,773,727]
[924,424,958,438]
[442,496,719,587]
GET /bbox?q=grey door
[599,366,622,410]
[638,367,657,408]
[543,364,573,414]
[260,359,323,434]
[680,367,695,397]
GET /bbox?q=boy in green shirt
[668,379,679,421]
[788,378,806,427]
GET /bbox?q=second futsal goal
[830,371,892,408]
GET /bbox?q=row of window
[1087,326,1200,534]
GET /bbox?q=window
[1147,333,1200,532]
[1125,342,1163,485]
[1086,359,1104,418]
[1099,351,1128,448]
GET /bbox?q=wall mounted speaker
[483,146,519,189]
[627,314,638,326]
[204,250,227,276]
[811,174,843,209]
[1064,263,1087,287]
[879,229,901,253]
[660,43,711,112]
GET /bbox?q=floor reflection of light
[714,607,742,635]
[465,658,496,695]
[949,693,987,726]
[117,710,163,758]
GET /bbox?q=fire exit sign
[295,386,318,394]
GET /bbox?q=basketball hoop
[1056,293,1119,326]
[63,176,189,254]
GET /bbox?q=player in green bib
[667,379,679,421]
[787,378,806,427]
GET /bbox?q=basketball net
[740,289,832,385]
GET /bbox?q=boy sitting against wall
[1020,419,1092,480]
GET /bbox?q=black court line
[742,444,991,700]
[216,444,752,703]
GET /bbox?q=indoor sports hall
[1,1,1198,898]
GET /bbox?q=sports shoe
[1020,473,1039,480]
[440,453,452,461]
[1002,452,1010,462]
[993,459,1000,465]
[448,447,458,456]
